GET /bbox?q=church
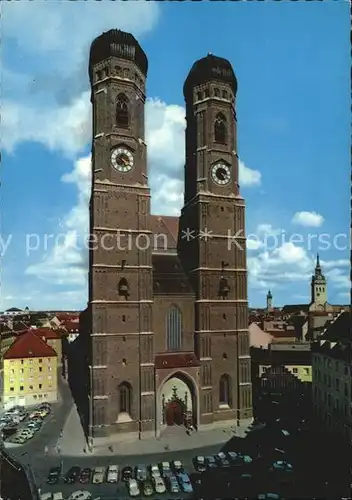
[83,29,253,444]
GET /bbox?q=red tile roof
[150,215,179,250]
[55,312,79,321]
[31,327,61,340]
[4,330,57,360]
[61,321,80,333]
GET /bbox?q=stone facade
[86,30,253,443]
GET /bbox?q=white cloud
[239,160,261,187]
[326,268,351,290]
[3,1,262,300]
[292,211,324,227]
[25,155,92,286]
[3,2,159,70]
[24,93,262,287]
[247,233,350,301]
[246,238,263,251]
[2,92,91,157]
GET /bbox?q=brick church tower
[178,54,252,425]
[87,30,155,440]
[85,30,252,446]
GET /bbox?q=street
[6,384,351,499]
[19,444,221,498]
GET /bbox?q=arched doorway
[165,400,185,426]
[158,372,198,434]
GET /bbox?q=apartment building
[2,329,58,409]
[312,311,352,447]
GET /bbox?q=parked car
[40,494,53,500]
[107,465,119,483]
[172,460,183,473]
[177,472,193,493]
[217,454,231,468]
[9,435,26,444]
[154,476,166,494]
[206,456,218,469]
[127,478,140,497]
[46,466,61,485]
[52,493,64,500]
[160,461,171,477]
[257,494,280,500]
[135,464,147,481]
[150,464,161,478]
[194,455,207,472]
[143,480,154,496]
[92,466,105,484]
[65,467,80,484]
[67,491,92,500]
[26,421,42,431]
[167,474,180,493]
[122,466,133,482]
[79,468,91,484]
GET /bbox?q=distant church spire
[311,253,327,305]
[316,253,321,269]
[266,289,273,311]
[314,253,324,279]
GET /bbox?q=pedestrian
[44,445,48,456]
[56,444,61,454]
[59,430,63,439]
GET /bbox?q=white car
[68,491,92,500]
[150,464,160,478]
[160,461,171,476]
[154,476,166,494]
[172,460,183,472]
[92,467,105,484]
[52,494,64,500]
[107,465,119,483]
[128,478,140,497]
[40,494,53,500]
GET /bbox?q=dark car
[122,466,133,482]
[206,456,218,469]
[193,456,207,473]
[46,466,61,485]
[79,467,91,484]
[64,466,80,484]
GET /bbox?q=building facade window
[219,374,231,406]
[119,381,132,414]
[214,113,227,144]
[116,93,130,128]
[166,305,182,351]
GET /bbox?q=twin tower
[85,29,252,443]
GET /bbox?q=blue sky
[1,1,350,310]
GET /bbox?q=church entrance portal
[165,400,184,426]
[160,374,196,429]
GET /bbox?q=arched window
[219,374,231,406]
[116,93,129,128]
[214,113,227,144]
[118,278,129,299]
[166,305,182,351]
[119,381,132,414]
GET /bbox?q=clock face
[211,163,231,185]
[111,147,134,172]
